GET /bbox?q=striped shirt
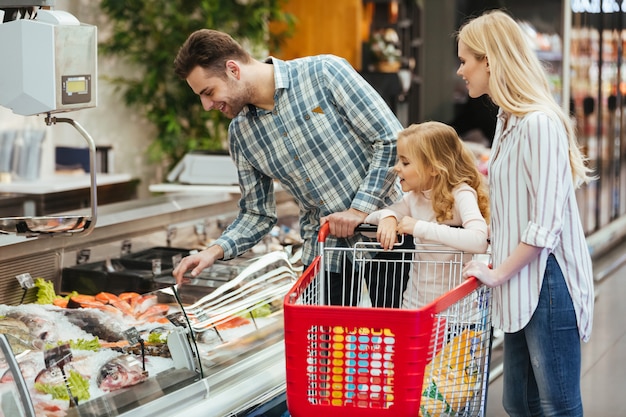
[489,109,594,341]
[213,55,402,270]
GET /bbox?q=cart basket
[283,223,492,417]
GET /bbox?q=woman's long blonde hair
[457,9,593,187]
[399,121,490,223]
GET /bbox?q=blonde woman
[458,10,594,417]
[365,121,489,308]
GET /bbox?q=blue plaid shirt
[213,55,402,271]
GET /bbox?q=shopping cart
[284,223,492,417]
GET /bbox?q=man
[172,29,403,306]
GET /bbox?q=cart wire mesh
[284,225,492,417]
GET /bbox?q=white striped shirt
[489,109,594,341]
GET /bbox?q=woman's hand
[377,216,398,250]
[462,259,499,287]
[463,243,542,288]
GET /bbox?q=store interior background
[2,2,626,415]
[1,0,625,245]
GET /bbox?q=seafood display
[0,249,301,417]
[0,294,179,417]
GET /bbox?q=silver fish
[0,317,44,354]
[6,311,59,343]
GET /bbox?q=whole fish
[6,311,59,344]
[0,317,44,353]
[97,354,148,392]
[61,308,127,342]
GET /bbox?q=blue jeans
[502,254,583,417]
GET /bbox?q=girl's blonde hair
[456,9,592,187]
[398,121,490,223]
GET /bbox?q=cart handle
[426,276,482,314]
[317,222,378,242]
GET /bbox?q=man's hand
[320,208,367,238]
[172,245,224,285]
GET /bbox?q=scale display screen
[61,75,92,105]
[66,79,88,94]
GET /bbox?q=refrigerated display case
[0,248,300,417]
[571,7,626,237]
[0,187,301,417]
[569,8,626,235]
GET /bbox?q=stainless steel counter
[0,191,237,252]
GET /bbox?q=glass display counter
[0,250,300,417]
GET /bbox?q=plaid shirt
[213,54,402,271]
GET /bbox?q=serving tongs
[0,115,97,237]
[180,251,300,335]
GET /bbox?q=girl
[458,10,594,417]
[365,121,489,308]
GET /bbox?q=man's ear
[226,60,240,79]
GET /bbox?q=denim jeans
[502,254,583,417]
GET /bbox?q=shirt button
[294,155,299,161]
[304,115,310,120]
[305,178,310,182]
[319,200,324,205]
[282,132,287,137]
[273,110,278,115]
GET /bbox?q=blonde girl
[365,121,489,308]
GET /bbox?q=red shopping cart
[283,224,492,417]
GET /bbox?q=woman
[458,10,594,417]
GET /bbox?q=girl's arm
[404,187,488,252]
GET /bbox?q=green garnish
[34,278,57,305]
[147,332,166,344]
[35,370,90,401]
[44,338,101,352]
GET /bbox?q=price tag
[171,253,183,270]
[120,240,132,256]
[166,312,187,328]
[76,249,91,264]
[44,344,72,369]
[123,327,141,345]
[151,259,162,275]
[196,310,211,322]
[15,273,34,289]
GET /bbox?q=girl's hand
[377,217,398,250]
[397,216,418,236]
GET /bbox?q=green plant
[99,0,295,170]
